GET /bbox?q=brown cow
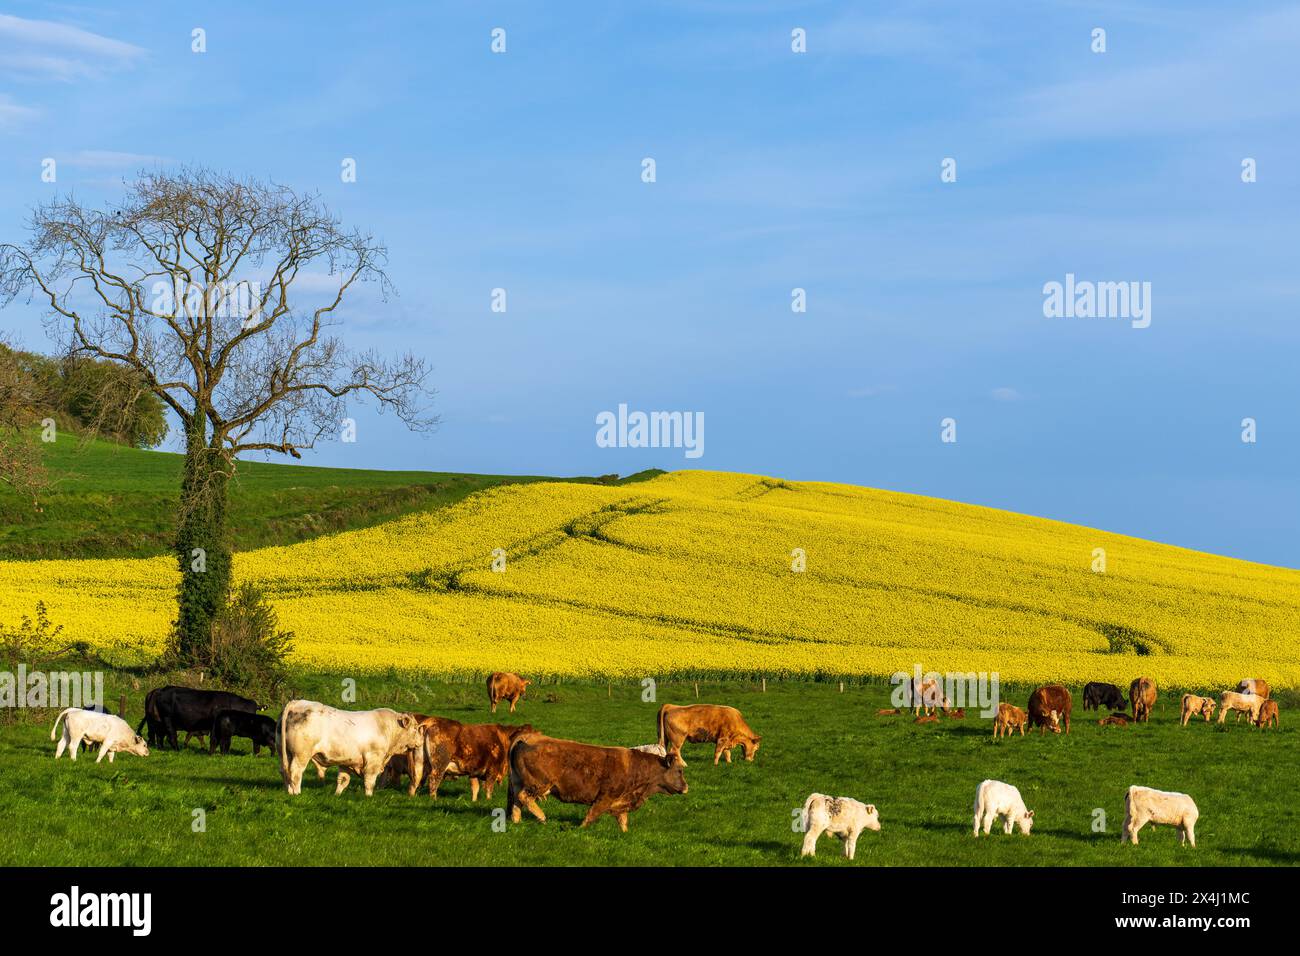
[876,708,901,716]
[1130,677,1157,723]
[486,672,530,714]
[914,715,939,725]
[992,702,1028,738]
[656,703,761,766]
[1098,714,1131,727]
[507,735,688,831]
[1027,685,1071,734]
[903,677,950,717]
[1255,699,1279,729]
[1179,694,1216,726]
[420,717,536,800]
[1236,679,1271,700]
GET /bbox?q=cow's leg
[581,799,611,828]
[68,733,83,761]
[845,829,859,860]
[285,755,311,795]
[1002,813,1013,835]
[95,739,111,763]
[470,777,481,801]
[521,793,546,822]
[616,812,629,833]
[491,698,498,714]
[484,775,497,800]
[335,771,351,795]
[803,823,824,855]
[362,771,381,796]
[107,750,116,762]
[1183,820,1196,848]
[55,731,68,760]
[508,697,517,714]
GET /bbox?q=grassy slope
[0,673,1295,866]
[0,433,661,559]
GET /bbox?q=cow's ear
[865,804,876,814]
[1027,810,1035,817]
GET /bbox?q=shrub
[165,583,293,696]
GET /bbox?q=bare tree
[0,168,435,659]
[0,336,52,508]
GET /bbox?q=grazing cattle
[656,703,761,766]
[486,672,530,714]
[800,794,881,860]
[51,708,149,763]
[419,718,536,801]
[210,710,278,755]
[1235,679,1271,700]
[1098,714,1131,727]
[277,700,425,796]
[944,707,966,719]
[903,677,950,717]
[1217,691,1263,726]
[1027,685,1072,734]
[1082,682,1127,711]
[1179,694,1217,726]
[1122,786,1198,847]
[1256,699,1279,729]
[135,685,259,751]
[507,735,688,831]
[632,743,667,756]
[914,715,939,725]
[973,780,1034,836]
[993,702,1028,738]
[1129,677,1157,723]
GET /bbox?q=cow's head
[1017,809,1035,835]
[520,679,531,694]
[124,735,150,758]
[1047,710,1062,734]
[507,724,536,742]
[862,804,881,832]
[395,713,426,750]
[659,753,689,794]
[742,734,761,761]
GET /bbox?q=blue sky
[1,1,1297,566]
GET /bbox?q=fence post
[694,682,699,699]
[762,677,767,693]
[119,693,127,716]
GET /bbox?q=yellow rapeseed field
[2,471,1297,688]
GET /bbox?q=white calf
[973,779,1034,836]
[1122,786,1198,847]
[51,708,150,763]
[800,793,881,860]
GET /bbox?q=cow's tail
[800,794,817,834]
[50,707,76,741]
[656,704,671,749]
[277,702,293,779]
[135,688,158,736]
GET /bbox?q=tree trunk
[173,416,232,663]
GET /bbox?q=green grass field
[0,433,659,559]
[1,671,1294,866]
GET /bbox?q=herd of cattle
[44,670,1280,856]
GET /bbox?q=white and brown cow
[277,700,425,796]
[1122,786,1198,847]
[1235,678,1271,700]
[51,708,150,763]
[1179,694,1216,726]
[1217,691,1263,726]
[800,794,881,860]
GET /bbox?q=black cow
[135,685,260,750]
[210,710,278,756]
[1082,681,1127,711]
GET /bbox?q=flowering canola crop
[2,471,1297,688]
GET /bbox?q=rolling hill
[2,460,1296,688]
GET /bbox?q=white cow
[1217,691,1263,725]
[973,779,1034,836]
[800,793,881,860]
[51,708,150,763]
[277,700,425,796]
[1122,786,1198,847]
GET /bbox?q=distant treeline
[1,345,167,449]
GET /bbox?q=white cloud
[991,387,1022,402]
[0,13,143,82]
[0,92,36,127]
